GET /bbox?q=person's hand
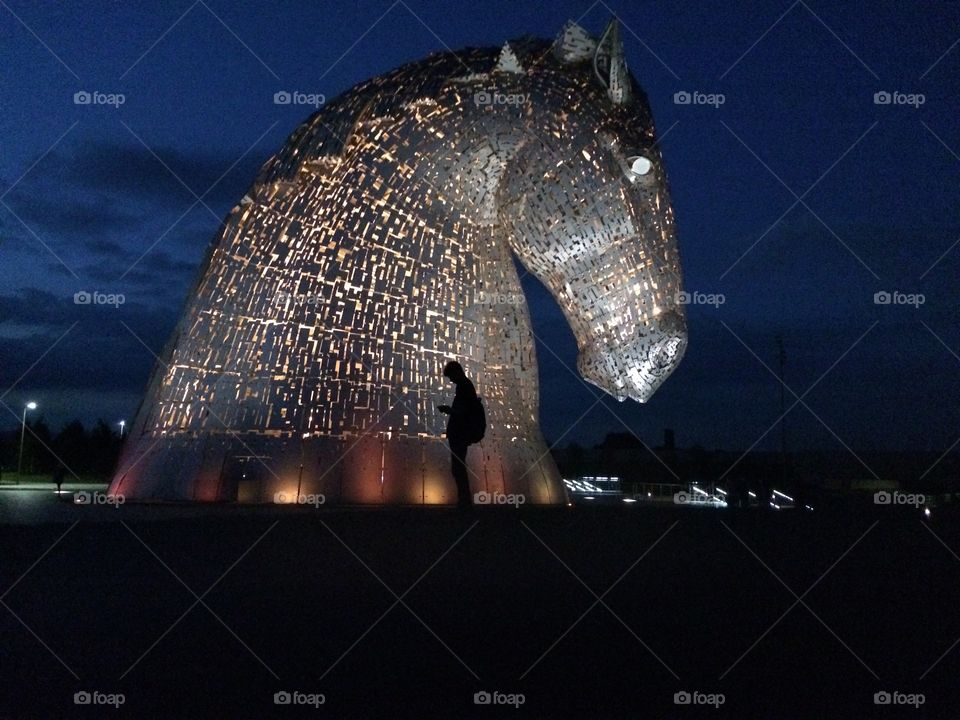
[437,404,451,414]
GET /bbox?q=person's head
[443,360,466,383]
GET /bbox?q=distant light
[924,507,931,518]
[583,496,595,500]
[622,497,636,503]
[805,504,814,511]
[773,489,793,502]
[26,402,37,410]
[692,485,707,495]
[647,492,652,497]
[748,491,757,498]
[716,487,727,495]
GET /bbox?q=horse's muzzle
[576,309,688,403]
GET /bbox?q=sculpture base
[108,434,567,505]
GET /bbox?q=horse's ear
[553,20,596,63]
[593,18,632,105]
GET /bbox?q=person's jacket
[445,378,477,442]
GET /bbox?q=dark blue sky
[1,0,958,454]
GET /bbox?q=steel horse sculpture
[110,20,687,504]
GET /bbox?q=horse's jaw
[575,310,688,403]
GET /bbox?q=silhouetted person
[437,361,476,508]
[52,463,65,496]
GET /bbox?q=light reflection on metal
[110,19,686,503]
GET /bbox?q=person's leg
[450,441,471,506]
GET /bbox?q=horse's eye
[627,156,652,179]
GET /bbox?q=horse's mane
[257,37,557,185]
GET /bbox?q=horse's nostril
[652,335,685,369]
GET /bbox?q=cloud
[0,288,177,396]
[1,134,264,267]
[4,191,142,238]
[121,251,201,294]
[64,138,265,208]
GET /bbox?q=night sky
[1,0,958,454]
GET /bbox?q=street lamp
[17,401,37,482]
[118,420,126,438]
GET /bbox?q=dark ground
[0,493,957,719]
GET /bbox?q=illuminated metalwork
[110,20,687,503]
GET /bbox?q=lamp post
[119,420,126,439]
[17,401,37,483]
[776,336,787,489]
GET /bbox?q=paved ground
[0,488,956,718]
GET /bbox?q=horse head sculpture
[109,20,686,504]
[495,21,687,402]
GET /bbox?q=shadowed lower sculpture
[110,19,687,504]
